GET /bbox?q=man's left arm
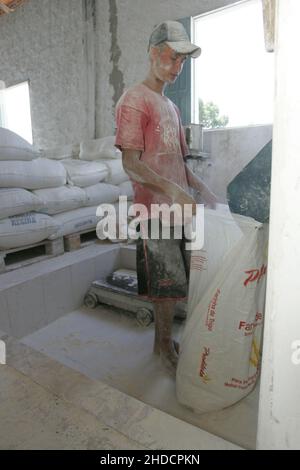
[185,163,218,209]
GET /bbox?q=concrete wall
[96,0,238,138]
[203,125,273,202]
[0,0,92,149]
[0,244,120,338]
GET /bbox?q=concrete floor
[23,305,259,450]
[1,331,240,450]
[0,365,144,450]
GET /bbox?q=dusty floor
[0,364,144,450]
[1,330,240,450]
[23,305,259,450]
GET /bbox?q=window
[0,80,33,143]
[192,0,274,128]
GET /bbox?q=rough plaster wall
[95,0,238,137]
[203,125,273,202]
[0,0,89,148]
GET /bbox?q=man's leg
[153,299,178,373]
[153,307,179,355]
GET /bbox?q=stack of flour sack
[0,127,133,251]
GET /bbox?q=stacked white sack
[96,200,134,244]
[83,183,120,207]
[0,127,40,161]
[80,136,121,161]
[0,129,63,247]
[0,188,43,220]
[41,143,80,160]
[176,207,268,414]
[102,159,129,186]
[62,159,108,187]
[49,206,100,239]
[79,135,128,186]
[118,181,134,200]
[33,186,87,215]
[0,158,67,189]
[0,213,60,250]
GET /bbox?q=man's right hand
[171,187,197,215]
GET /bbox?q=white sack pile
[33,186,86,215]
[41,143,80,160]
[102,159,129,186]
[118,181,134,200]
[0,188,43,220]
[62,159,108,187]
[0,127,40,161]
[0,158,66,190]
[0,213,60,250]
[80,136,121,161]
[49,206,100,239]
[83,183,120,207]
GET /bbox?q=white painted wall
[257,0,300,450]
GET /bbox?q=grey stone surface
[0,363,145,450]
[0,0,90,148]
[5,335,241,450]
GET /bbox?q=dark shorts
[136,220,191,301]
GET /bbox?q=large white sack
[49,206,100,239]
[0,127,40,161]
[41,143,80,160]
[188,206,243,316]
[176,211,268,414]
[62,159,108,187]
[0,212,60,250]
[118,181,134,200]
[80,136,121,161]
[102,159,129,185]
[0,188,43,220]
[0,158,67,189]
[33,186,86,215]
[83,183,120,207]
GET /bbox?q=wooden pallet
[0,238,64,274]
[63,228,99,252]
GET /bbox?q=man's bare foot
[160,347,178,376]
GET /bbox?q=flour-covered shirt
[115,83,189,212]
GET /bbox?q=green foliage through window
[199,99,229,128]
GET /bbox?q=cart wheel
[136,308,153,327]
[84,293,98,309]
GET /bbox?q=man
[115,21,217,374]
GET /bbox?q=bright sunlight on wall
[0,81,33,144]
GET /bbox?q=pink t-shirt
[115,83,189,212]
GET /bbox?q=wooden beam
[262,0,276,53]
[0,1,13,14]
